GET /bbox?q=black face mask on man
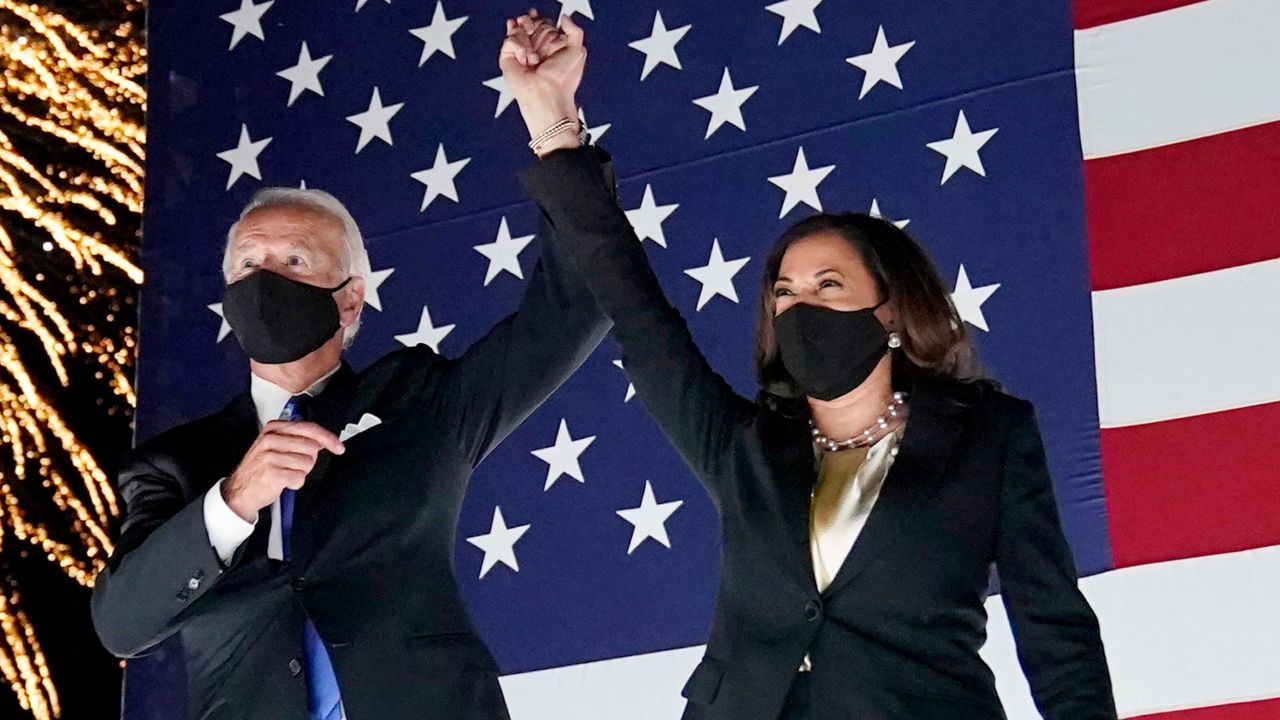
[772,300,890,401]
[222,269,352,364]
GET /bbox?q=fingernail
[530,53,539,62]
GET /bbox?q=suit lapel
[763,412,821,593]
[291,362,364,564]
[217,391,261,466]
[216,392,271,566]
[819,377,966,598]
[246,506,273,559]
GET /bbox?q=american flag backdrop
[131,0,1280,718]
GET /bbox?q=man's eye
[240,259,257,268]
[287,256,306,267]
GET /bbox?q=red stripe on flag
[1085,120,1280,291]
[1127,697,1280,719]
[1102,401,1280,568]
[1074,0,1206,29]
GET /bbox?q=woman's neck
[806,354,896,440]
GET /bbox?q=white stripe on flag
[1091,257,1280,428]
[502,545,1280,719]
[1074,0,1280,159]
[985,544,1280,718]
[500,645,702,720]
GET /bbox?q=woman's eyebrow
[776,268,845,284]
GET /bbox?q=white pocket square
[339,413,382,442]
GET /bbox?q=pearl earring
[888,332,902,349]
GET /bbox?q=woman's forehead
[779,231,866,272]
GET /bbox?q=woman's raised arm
[505,12,756,493]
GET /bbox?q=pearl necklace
[809,391,908,452]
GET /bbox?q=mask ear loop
[329,276,354,293]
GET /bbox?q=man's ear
[338,276,366,327]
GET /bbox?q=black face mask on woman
[772,300,890,401]
[222,269,352,364]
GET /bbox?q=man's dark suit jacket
[520,147,1117,720]
[90,161,614,720]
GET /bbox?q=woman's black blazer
[520,146,1117,720]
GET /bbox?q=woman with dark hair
[502,11,1116,720]
[754,212,985,406]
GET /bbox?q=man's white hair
[223,187,371,348]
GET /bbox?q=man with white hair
[90,172,611,718]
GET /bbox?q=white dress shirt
[203,365,341,564]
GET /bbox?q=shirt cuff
[203,478,256,564]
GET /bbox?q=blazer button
[803,599,822,622]
[291,576,307,592]
[288,658,302,677]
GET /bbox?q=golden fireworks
[0,1,145,717]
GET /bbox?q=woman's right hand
[500,10,587,152]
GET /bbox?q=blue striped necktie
[279,395,342,720]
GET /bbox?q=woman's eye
[774,288,793,298]
[819,280,842,290]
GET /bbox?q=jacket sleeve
[90,447,234,658]
[997,400,1117,720]
[435,155,613,468]
[518,145,754,492]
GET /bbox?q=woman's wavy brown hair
[754,213,985,408]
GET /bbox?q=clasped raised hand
[500,9,587,149]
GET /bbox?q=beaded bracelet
[528,117,578,156]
